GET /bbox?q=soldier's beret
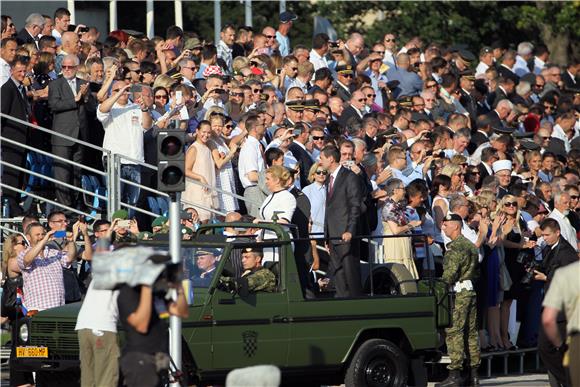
[443,214,463,223]
[152,216,168,228]
[243,246,264,255]
[111,209,129,221]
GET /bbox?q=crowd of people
[1,5,580,387]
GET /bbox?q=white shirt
[97,102,145,164]
[551,124,573,153]
[52,29,62,45]
[309,49,328,71]
[259,189,296,222]
[0,58,10,86]
[217,40,233,72]
[238,135,265,188]
[383,50,397,68]
[475,61,489,77]
[533,56,546,75]
[549,208,579,252]
[75,282,119,333]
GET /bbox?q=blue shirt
[276,31,290,57]
[302,182,326,234]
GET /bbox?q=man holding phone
[17,222,76,312]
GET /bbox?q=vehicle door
[209,244,290,369]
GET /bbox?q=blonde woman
[441,163,471,196]
[1,234,27,322]
[493,194,535,350]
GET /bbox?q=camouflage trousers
[445,290,480,370]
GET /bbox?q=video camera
[516,249,539,285]
[92,246,180,293]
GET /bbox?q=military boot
[469,367,480,386]
[434,370,463,387]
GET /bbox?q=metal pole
[109,0,117,31]
[174,0,183,29]
[67,0,76,24]
[146,0,155,39]
[169,192,182,386]
[279,0,286,13]
[244,0,252,27]
[214,0,221,46]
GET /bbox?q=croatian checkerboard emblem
[242,330,258,357]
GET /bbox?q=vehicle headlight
[19,324,29,342]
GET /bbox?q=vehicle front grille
[30,320,79,357]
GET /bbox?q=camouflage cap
[152,216,168,228]
[111,209,129,220]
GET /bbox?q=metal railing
[0,112,256,225]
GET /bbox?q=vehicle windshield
[182,246,225,288]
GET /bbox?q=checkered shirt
[17,247,70,311]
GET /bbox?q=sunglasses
[504,202,518,207]
[357,98,367,102]
[366,94,376,98]
[291,67,298,71]
[342,73,354,78]
[230,92,244,97]
[225,124,234,129]
[15,241,27,246]
[570,195,579,200]
[426,83,437,88]
[62,65,77,70]
[315,170,328,175]
[155,94,168,99]
[384,38,395,42]
[312,136,324,141]
[252,89,263,94]
[265,35,275,39]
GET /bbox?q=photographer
[117,257,189,387]
[536,218,578,387]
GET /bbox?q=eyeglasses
[181,66,196,71]
[230,92,244,97]
[61,65,77,70]
[366,94,376,98]
[312,136,324,141]
[504,202,518,207]
[155,94,168,99]
[357,98,367,102]
[252,89,263,94]
[315,170,328,175]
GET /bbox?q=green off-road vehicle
[12,222,450,386]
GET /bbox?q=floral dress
[381,197,418,279]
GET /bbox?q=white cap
[492,160,512,174]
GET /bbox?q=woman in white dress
[257,166,297,262]
[208,115,242,214]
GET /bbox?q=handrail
[0,160,108,201]
[0,136,107,177]
[0,112,110,154]
[1,183,94,218]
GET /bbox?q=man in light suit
[48,54,90,209]
[1,57,30,216]
[320,145,363,298]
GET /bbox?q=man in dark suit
[485,99,513,130]
[319,145,363,298]
[476,147,498,189]
[1,57,30,216]
[15,13,44,47]
[536,219,578,387]
[338,89,366,129]
[289,123,314,188]
[458,71,478,125]
[487,76,515,109]
[48,54,90,209]
[468,115,493,154]
[562,63,578,90]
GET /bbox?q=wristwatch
[141,107,150,112]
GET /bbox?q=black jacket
[324,166,362,240]
[540,237,578,292]
[289,142,314,189]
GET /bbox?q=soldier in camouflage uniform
[220,247,276,294]
[436,214,481,387]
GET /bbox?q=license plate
[16,346,48,358]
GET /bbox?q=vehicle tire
[345,338,408,387]
[364,264,418,295]
[35,369,80,387]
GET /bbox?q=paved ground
[428,373,549,386]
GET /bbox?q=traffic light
[157,129,185,192]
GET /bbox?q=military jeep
[13,222,450,387]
